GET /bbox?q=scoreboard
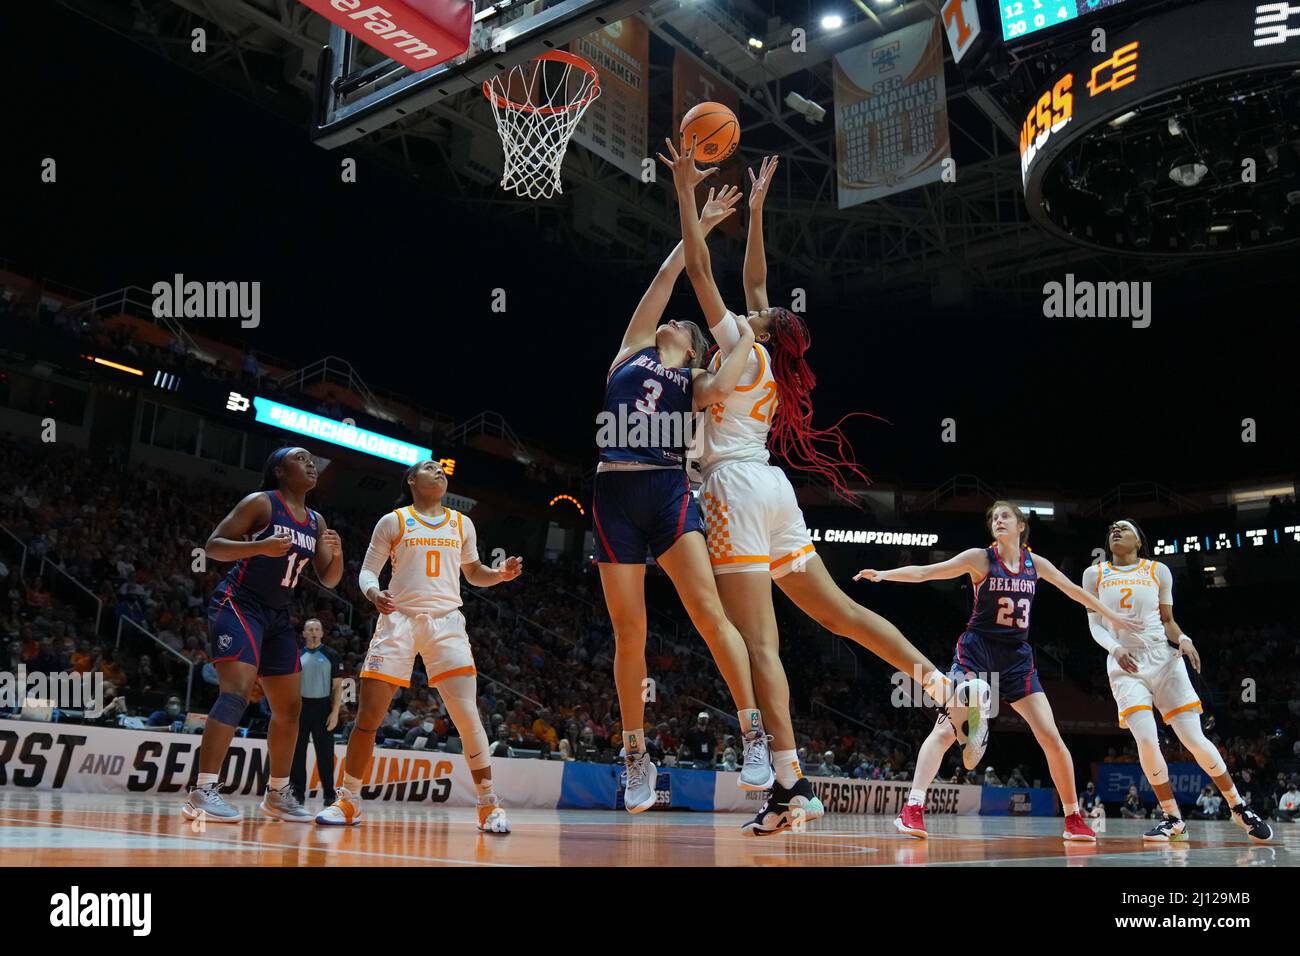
[1152,526,1300,556]
[999,0,1141,42]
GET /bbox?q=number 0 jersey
[695,340,775,480]
[967,546,1038,642]
[217,491,319,610]
[360,506,478,617]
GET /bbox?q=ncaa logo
[217,634,233,651]
[367,656,384,668]
[406,518,416,529]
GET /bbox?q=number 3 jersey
[599,346,696,468]
[967,546,1038,641]
[359,506,478,617]
[217,490,319,610]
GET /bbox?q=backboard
[311,0,650,148]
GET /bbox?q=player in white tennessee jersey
[1083,519,1272,843]
[315,460,523,833]
[665,143,983,836]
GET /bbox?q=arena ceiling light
[821,14,844,31]
[1019,0,1300,256]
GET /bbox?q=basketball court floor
[1,791,1294,867]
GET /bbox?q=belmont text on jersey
[967,546,1038,641]
[599,346,696,467]
[218,491,319,610]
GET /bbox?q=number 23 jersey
[967,545,1038,642]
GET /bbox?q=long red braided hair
[764,308,879,504]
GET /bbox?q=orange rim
[482,50,600,115]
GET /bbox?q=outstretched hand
[748,155,779,210]
[657,136,719,193]
[700,184,742,230]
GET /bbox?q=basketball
[679,101,739,164]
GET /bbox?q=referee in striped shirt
[291,618,344,806]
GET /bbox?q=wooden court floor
[0,791,1295,867]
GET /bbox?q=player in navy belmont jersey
[856,501,1138,842]
[593,180,780,813]
[183,446,344,823]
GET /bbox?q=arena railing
[41,557,103,637]
[115,615,196,714]
[0,523,28,578]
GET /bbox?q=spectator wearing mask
[1120,784,1147,819]
[815,751,840,778]
[490,724,514,759]
[1081,781,1106,832]
[147,696,184,728]
[401,688,439,750]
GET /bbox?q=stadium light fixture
[821,14,844,30]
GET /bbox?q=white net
[484,51,600,200]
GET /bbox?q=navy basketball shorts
[207,592,302,677]
[591,468,704,563]
[949,631,1043,703]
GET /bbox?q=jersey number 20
[995,597,1030,629]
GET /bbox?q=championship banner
[570,19,649,179]
[672,53,743,240]
[0,719,562,808]
[1096,761,1211,805]
[713,772,982,816]
[832,18,951,208]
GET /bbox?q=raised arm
[659,137,729,329]
[854,547,987,584]
[1036,552,1134,634]
[692,315,755,407]
[743,155,778,313]
[611,183,741,368]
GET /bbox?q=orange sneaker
[477,796,511,834]
[1063,811,1097,842]
[894,802,927,839]
[315,788,361,826]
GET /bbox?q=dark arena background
[2,0,1298,937]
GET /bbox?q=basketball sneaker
[260,783,314,822]
[181,782,242,824]
[1231,804,1273,842]
[948,677,992,771]
[623,752,658,814]
[476,794,511,834]
[741,779,825,837]
[738,730,775,791]
[894,802,927,839]
[1143,814,1189,842]
[315,787,362,826]
[1062,811,1097,841]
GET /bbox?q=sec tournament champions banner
[714,772,982,816]
[571,19,649,179]
[833,18,951,208]
[672,53,743,239]
[0,719,562,808]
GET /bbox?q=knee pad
[208,692,248,727]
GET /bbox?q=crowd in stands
[2,434,1299,818]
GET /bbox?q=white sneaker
[948,677,991,771]
[314,787,362,826]
[622,752,658,813]
[738,731,775,791]
[260,784,314,822]
[182,782,242,823]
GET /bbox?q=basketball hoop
[483,51,600,200]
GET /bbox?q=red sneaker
[894,802,927,839]
[1062,811,1097,842]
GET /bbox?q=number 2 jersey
[359,506,478,617]
[215,490,319,610]
[967,545,1038,642]
[695,338,775,479]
